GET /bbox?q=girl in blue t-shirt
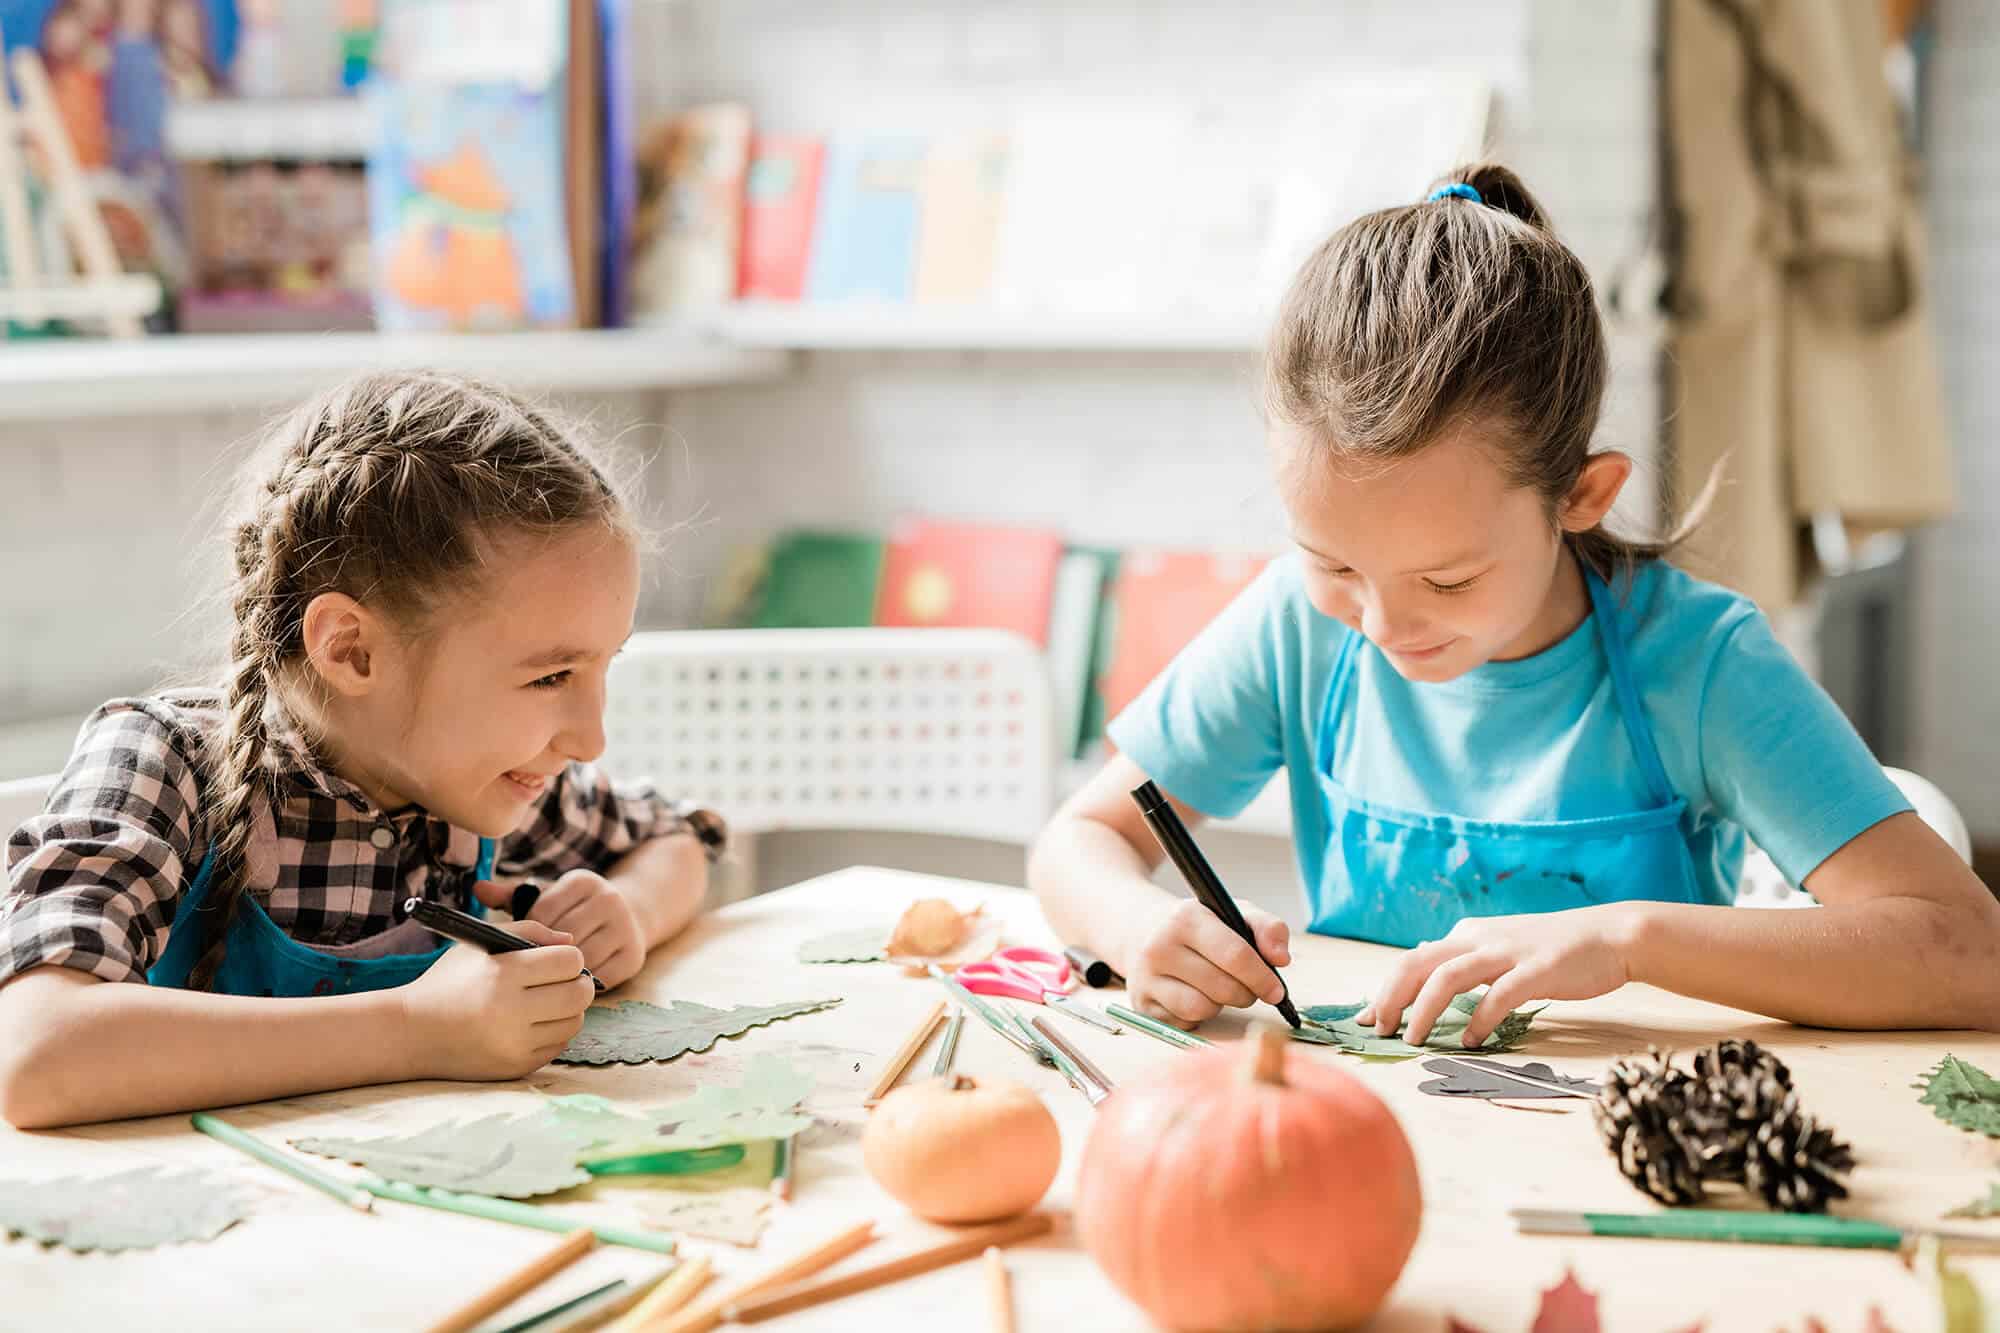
[1029,163,2000,1046]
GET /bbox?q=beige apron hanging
[1664,0,1954,611]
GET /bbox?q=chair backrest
[602,628,1056,844]
[0,775,57,842]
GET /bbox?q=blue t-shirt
[1109,556,1909,928]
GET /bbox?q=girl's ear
[1559,451,1633,533]
[300,592,385,697]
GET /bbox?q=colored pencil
[553,1263,677,1333]
[363,1178,676,1253]
[864,999,946,1104]
[928,964,1055,1069]
[190,1112,373,1213]
[770,1134,796,1201]
[491,1278,627,1333]
[423,1228,595,1333]
[1029,1015,1115,1105]
[931,1009,966,1077]
[654,1219,878,1333]
[724,1213,1053,1323]
[1104,1002,1210,1050]
[1511,1208,2000,1253]
[601,1254,713,1333]
[985,1246,1015,1333]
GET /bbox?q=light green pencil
[363,1178,677,1253]
[1512,1207,2000,1253]
[1104,1003,1212,1051]
[190,1111,373,1213]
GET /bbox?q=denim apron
[148,834,496,997]
[1311,569,1701,947]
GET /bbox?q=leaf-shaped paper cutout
[797,925,891,964]
[1919,1235,1985,1333]
[1915,1054,2000,1137]
[583,1055,817,1159]
[543,1094,662,1151]
[634,1188,773,1246]
[1947,1182,2000,1219]
[1293,991,1543,1059]
[1418,1057,1600,1099]
[556,997,843,1066]
[1530,1269,1601,1333]
[0,1167,250,1252]
[293,1113,592,1198]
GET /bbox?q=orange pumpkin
[862,1074,1061,1224]
[1076,1028,1422,1331]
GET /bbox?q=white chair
[1734,767,1973,908]
[601,628,1058,848]
[0,775,56,843]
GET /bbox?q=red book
[1098,549,1270,724]
[874,519,1066,646]
[736,136,826,301]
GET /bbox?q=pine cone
[1743,1089,1855,1213]
[1683,1039,1795,1180]
[1594,1050,1709,1205]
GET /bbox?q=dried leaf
[293,1113,592,1198]
[0,1167,251,1252]
[633,1189,773,1246]
[1947,1182,2000,1219]
[1295,991,1543,1059]
[887,899,972,957]
[1419,1057,1599,1100]
[1530,1269,1601,1333]
[1915,1054,2000,1137]
[556,997,843,1066]
[797,925,891,963]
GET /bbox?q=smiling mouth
[503,771,551,797]
[1389,640,1454,658]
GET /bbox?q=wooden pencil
[653,1219,878,1333]
[554,1263,677,1333]
[864,999,946,1104]
[600,1253,712,1333]
[723,1213,1053,1324]
[423,1228,596,1333]
[985,1246,1015,1333]
[770,1134,796,1201]
[190,1112,373,1213]
[491,1278,626,1333]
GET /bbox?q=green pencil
[190,1111,373,1213]
[491,1277,627,1333]
[363,1177,677,1253]
[1104,1003,1211,1051]
[927,964,1055,1069]
[1511,1208,2000,1253]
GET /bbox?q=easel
[0,31,159,337]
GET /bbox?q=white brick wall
[1912,0,2000,840]
[0,1,1661,831]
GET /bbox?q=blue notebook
[804,135,925,304]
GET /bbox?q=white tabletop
[3,865,1996,1331]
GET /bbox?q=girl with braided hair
[0,371,715,1128]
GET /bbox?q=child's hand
[1122,899,1292,1028]
[511,870,648,990]
[404,921,595,1080]
[1357,908,1634,1048]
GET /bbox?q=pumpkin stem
[946,1074,978,1092]
[1248,1027,1288,1085]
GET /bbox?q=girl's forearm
[608,833,707,949]
[1027,815,1180,976]
[0,967,417,1129]
[1620,896,2000,1031]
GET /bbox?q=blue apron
[147,835,496,997]
[1311,568,1702,947]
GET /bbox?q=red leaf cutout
[1864,1309,1899,1333]
[1531,1270,1601,1333]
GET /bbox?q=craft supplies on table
[191,1112,374,1212]
[722,1213,1054,1323]
[1105,1001,1212,1050]
[932,1008,967,1077]
[864,999,947,1104]
[1511,1208,2000,1253]
[424,1228,596,1333]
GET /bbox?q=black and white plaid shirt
[2,692,688,986]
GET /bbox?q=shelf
[0,329,788,424]
[165,97,375,162]
[680,304,1271,352]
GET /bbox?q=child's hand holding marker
[1122,897,1293,1029]
[400,913,596,1081]
[478,869,649,991]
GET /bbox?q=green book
[1071,547,1122,758]
[751,530,885,629]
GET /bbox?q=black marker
[405,897,605,992]
[1130,780,1301,1029]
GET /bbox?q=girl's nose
[555,676,608,762]
[1359,588,1427,649]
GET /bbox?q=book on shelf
[805,133,924,304]
[745,530,886,630]
[736,134,823,302]
[596,0,634,325]
[1045,546,1117,762]
[873,517,1065,646]
[1095,548,1269,733]
[627,102,751,318]
[913,133,1008,305]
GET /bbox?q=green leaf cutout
[1915,1054,2000,1137]
[797,925,892,964]
[293,1112,594,1198]
[557,997,843,1066]
[1293,991,1543,1060]
[581,1054,816,1159]
[1946,1182,2000,1220]
[0,1167,251,1252]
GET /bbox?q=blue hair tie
[1426,182,1483,205]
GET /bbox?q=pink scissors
[957,947,1123,1034]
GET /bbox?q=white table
[3,866,1996,1331]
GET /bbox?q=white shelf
[166,97,374,162]
[0,329,788,424]
[684,303,1271,352]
